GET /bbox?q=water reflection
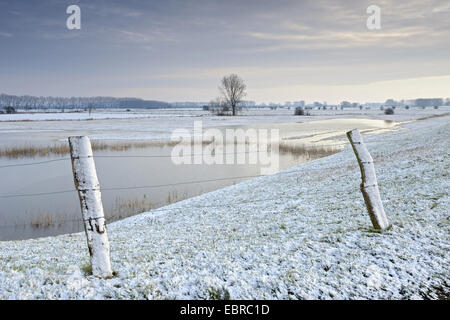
[0,118,399,240]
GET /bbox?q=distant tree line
[0,94,171,110]
[415,98,444,107]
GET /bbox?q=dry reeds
[0,140,175,159]
[29,212,65,228]
[0,144,70,159]
[278,142,342,159]
[109,196,153,221]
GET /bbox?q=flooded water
[0,118,398,240]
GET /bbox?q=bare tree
[88,104,94,116]
[219,74,247,116]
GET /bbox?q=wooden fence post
[69,136,113,278]
[346,129,390,230]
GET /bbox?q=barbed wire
[0,191,335,229]
[0,144,345,169]
[0,173,280,199]
[0,164,359,233]
[0,218,83,230]
[0,189,76,199]
[0,134,432,169]
[0,158,359,199]
[0,129,434,169]
[0,132,430,198]
[0,157,71,169]
[100,175,265,192]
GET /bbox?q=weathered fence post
[69,136,113,278]
[346,129,390,230]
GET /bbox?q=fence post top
[68,136,93,157]
[346,128,360,135]
[346,129,363,142]
[68,135,89,141]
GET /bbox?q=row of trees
[4,77,448,114]
[0,94,117,109]
[209,75,450,117]
[0,94,170,110]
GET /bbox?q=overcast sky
[0,0,449,103]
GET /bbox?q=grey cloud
[0,0,449,102]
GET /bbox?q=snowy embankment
[0,115,448,299]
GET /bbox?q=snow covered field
[0,113,448,299]
[0,107,449,144]
[1,106,449,123]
